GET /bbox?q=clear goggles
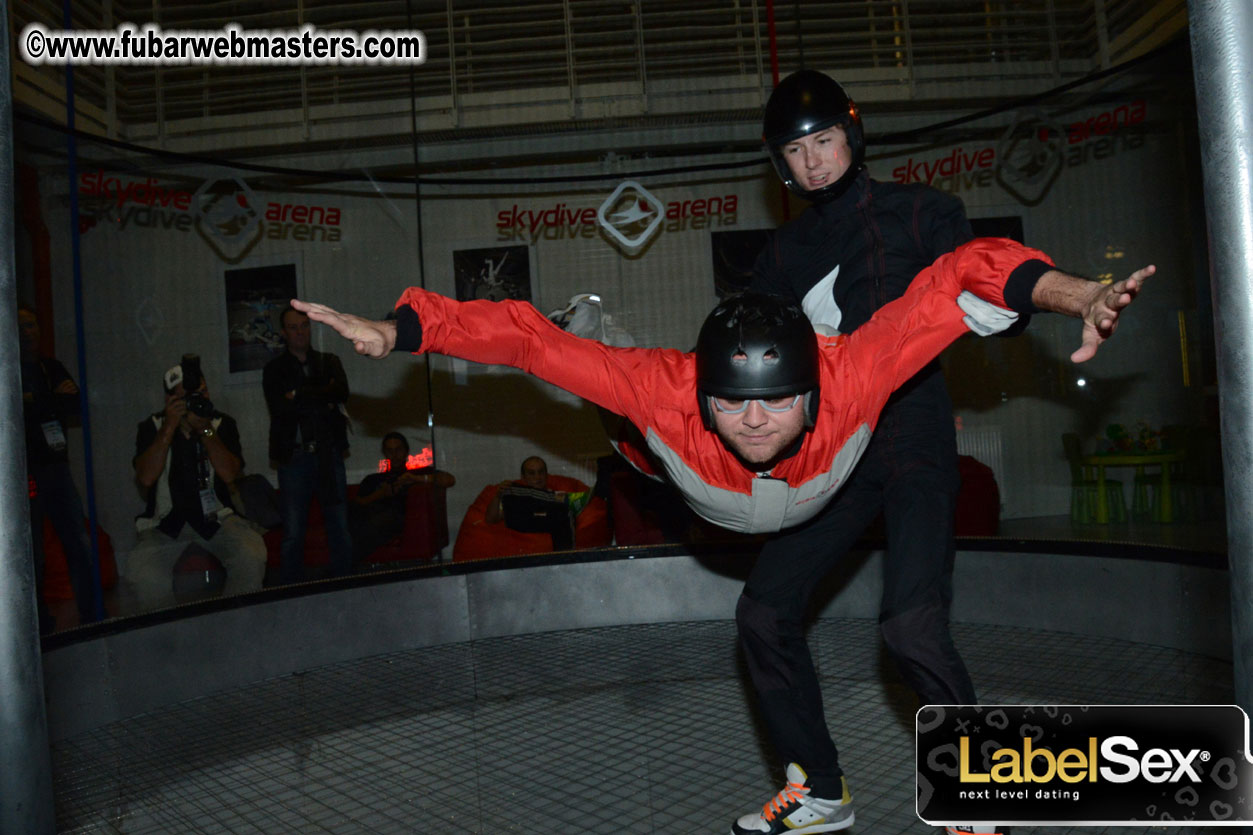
[709,392,802,415]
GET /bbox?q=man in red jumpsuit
[294,236,1149,834]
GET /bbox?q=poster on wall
[711,228,772,298]
[453,244,531,302]
[223,261,299,374]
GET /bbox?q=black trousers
[736,410,973,798]
[29,459,98,625]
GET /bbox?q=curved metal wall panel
[42,549,1231,744]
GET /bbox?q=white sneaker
[730,763,854,834]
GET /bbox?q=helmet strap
[699,392,715,431]
[804,390,821,428]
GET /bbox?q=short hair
[520,456,547,475]
[381,432,409,451]
[279,305,306,328]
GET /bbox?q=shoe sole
[729,810,855,835]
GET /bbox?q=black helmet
[762,69,865,202]
[696,293,821,430]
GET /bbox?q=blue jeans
[276,449,352,583]
[29,459,101,623]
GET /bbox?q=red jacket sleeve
[393,288,689,433]
[839,237,1053,413]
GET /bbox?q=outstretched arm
[914,240,1152,364]
[1031,265,1154,362]
[840,239,1152,422]
[291,299,396,358]
[292,292,676,431]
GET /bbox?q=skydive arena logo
[597,180,663,251]
[496,188,739,245]
[78,170,343,263]
[917,705,1253,826]
[192,176,264,261]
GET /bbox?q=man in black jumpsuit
[736,70,1004,835]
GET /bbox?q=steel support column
[0,0,56,831]
[1188,0,1253,719]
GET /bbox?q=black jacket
[750,169,974,441]
[262,349,350,464]
[134,412,241,539]
[21,356,79,468]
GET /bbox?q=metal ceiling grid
[10,0,1186,154]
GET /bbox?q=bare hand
[163,391,188,424]
[1071,265,1154,363]
[291,298,397,359]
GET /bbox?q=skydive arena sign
[495,191,740,244]
[917,705,1253,826]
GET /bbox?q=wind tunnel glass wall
[11,17,1221,630]
[17,127,440,623]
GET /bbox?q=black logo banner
[917,705,1253,826]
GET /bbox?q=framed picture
[453,244,532,302]
[223,257,300,378]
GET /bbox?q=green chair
[1062,433,1126,523]
[1131,462,1155,521]
[1135,424,1208,522]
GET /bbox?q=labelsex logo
[960,735,1207,784]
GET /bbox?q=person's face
[382,438,409,470]
[17,310,38,356]
[521,458,548,489]
[281,310,311,353]
[782,126,851,193]
[710,394,807,469]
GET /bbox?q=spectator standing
[19,306,99,630]
[263,305,352,582]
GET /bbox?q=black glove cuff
[393,305,423,352]
[1004,259,1051,314]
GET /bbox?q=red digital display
[377,446,434,472]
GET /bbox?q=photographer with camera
[129,354,266,612]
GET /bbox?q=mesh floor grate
[51,618,1233,834]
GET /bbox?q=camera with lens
[179,354,215,418]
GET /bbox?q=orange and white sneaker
[730,763,854,834]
